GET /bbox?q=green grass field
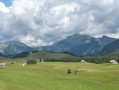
[0,60,119,90]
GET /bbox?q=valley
[0,34,119,90]
[0,60,119,90]
[0,0,119,90]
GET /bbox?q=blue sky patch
[0,0,13,7]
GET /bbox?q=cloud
[0,0,119,46]
[0,2,9,13]
[20,35,53,46]
[20,35,35,43]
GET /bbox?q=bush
[11,63,14,64]
[67,69,72,74]
[27,60,37,64]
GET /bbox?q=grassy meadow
[0,59,119,90]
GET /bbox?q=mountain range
[0,34,118,58]
[35,34,116,56]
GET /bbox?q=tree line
[44,55,119,64]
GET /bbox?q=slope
[23,51,81,62]
[100,39,119,55]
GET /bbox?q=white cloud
[0,2,9,13]
[103,0,114,4]
[20,35,35,43]
[31,39,53,46]
[0,0,119,46]
[20,35,53,46]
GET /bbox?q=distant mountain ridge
[0,41,34,55]
[100,39,119,55]
[35,34,116,56]
[0,34,117,57]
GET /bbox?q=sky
[0,0,119,46]
[0,0,13,7]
